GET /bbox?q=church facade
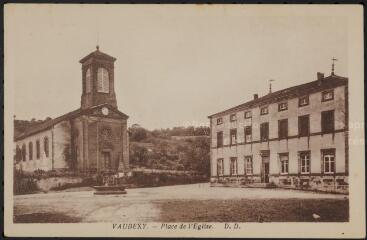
[14,47,130,175]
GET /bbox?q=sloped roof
[15,108,82,141]
[79,46,116,64]
[14,104,129,141]
[208,74,348,118]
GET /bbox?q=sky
[6,5,348,130]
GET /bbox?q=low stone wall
[127,171,208,188]
[210,175,348,194]
[36,176,84,192]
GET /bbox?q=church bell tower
[79,46,118,109]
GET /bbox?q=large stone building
[208,71,348,193]
[14,46,130,175]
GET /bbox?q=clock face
[102,107,109,116]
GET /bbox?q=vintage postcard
[4,4,365,238]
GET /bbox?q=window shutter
[103,69,109,92]
[97,69,103,91]
[277,154,280,174]
[243,157,246,177]
[320,151,324,174]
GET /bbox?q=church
[14,46,130,175]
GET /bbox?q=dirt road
[14,183,348,222]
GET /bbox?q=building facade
[208,72,348,193]
[14,47,130,175]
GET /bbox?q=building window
[36,140,40,159]
[15,145,22,163]
[260,122,269,141]
[217,118,223,125]
[322,149,335,174]
[230,129,237,145]
[245,156,253,175]
[298,115,310,137]
[22,144,26,162]
[260,106,268,115]
[279,153,289,174]
[322,90,334,102]
[278,102,288,111]
[217,158,224,176]
[244,126,252,143]
[244,111,252,119]
[299,151,310,174]
[28,142,33,160]
[321,110,335,133]
[97,67,109,93]
[278,119,288,139]
[230,114,237,122]
[44,137,49,158]
[230,157,238,176]
[217,132,223,148]
[299,95,309,107]
[86,68,92,93]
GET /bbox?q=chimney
[254,94,258,100]
[317,72,324,80]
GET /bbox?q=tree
[179,137,210,174]
[130,144,149,166]
[129,126,148,142]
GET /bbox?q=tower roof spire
[79,47,116,63]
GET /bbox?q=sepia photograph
[4,4,365,238]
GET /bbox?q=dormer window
[97,67,109,93]
[244,111,252,119]
[217,117,223,125]
[260,106,268,115]
[299,95,309,107]
[322,90,334,102]
[86,68,92,93]
[278,102,288,111]
[230,114,237,122]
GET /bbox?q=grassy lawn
[14,212,82,223]
[155,198,349,222]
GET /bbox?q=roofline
[208,74,348,118]
[14,104,129,141]
[79,50,117,64]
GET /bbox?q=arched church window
[22,144,26,161]
[97,67,109,93]
[86,68,92,93]
[44,137,49,158]
[15,145,22,162]
[36,140,40,159]
[28,142,33,160]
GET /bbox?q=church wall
[88,116,127,173]
[88,121,98,171]
[14,129,53,172]
[72,118,84,171]
[52,121,71,170]
[72,115,129,174]
[121,119,129,173]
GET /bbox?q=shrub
[14,168,39,195]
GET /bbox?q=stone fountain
[93,172,127,195]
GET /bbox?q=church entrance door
[102,151,111,170]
